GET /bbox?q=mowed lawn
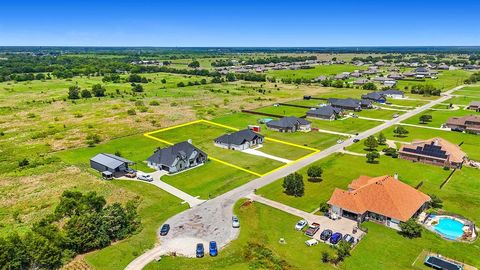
[309,117,380,134]
[402,108,480,128]
[253,104,309,117]
[161,161,255,199]
[356,108,405,120]
[267,64,366,80]
[388,98,430,108]
[382,125,480,161]
[446,95,480,105]
[85,180,188,270]
[149,122,286,175]
[396,70,471,91]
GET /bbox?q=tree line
[0,190,139,269]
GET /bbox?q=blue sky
[1,0,479,46]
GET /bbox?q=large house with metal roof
[266,116,311,132]
[147,141,207,174]
[214,129,264,150]
[90,153,134,178]
[361,92,387,103]
[328,175,430,230]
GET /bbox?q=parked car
[160,224,170,236]
[337,139,344,144]
[125,171,137,178]
[209,241,218,256]
[295,219,307,231]
[196,243,204,258]
[320,229,333,241]
[343,234,355,244]
[392,114,399,118]
[451,127,464,132]
[125,168,136,174]
[329,232,343,244]
[232,215,240,228]
[305,239,319,246]
[304,222,320,237]
[137,174,153,182]
[353,139,360,143]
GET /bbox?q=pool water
[433,218,464,240]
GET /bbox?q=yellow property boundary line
[144,119,320,177]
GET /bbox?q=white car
[232,215,240,228]
[295,219,307,230]
[337,139,344,144]
[305,239,319,246]
[137,174,153,182]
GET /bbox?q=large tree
[364,135,378,151]
[91,84,106,97]
[377,132,387,145]
[307,165,323,181]
[282,173,305,197]
[67,85,80,99]
[393,126,409,137]
[366,151,380,163]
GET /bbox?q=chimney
[394,173,398,180]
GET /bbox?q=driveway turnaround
[125,86,463,270]
[247,194,365,241]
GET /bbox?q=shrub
[149,100,160,106]
[399,218,422,238]
[127,109,136,115]
[307,165,323,181]
[81,89,92,98]
[86,134,101,147]
[18,158,30,168]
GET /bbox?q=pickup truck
[304,222,320,237]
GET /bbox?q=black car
[353,139,360,143]
[196,243,204,258]
[320,229,333,241]
[160,224,170,236]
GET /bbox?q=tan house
[398,138,466,168]
[444,115,480,134]
[328,175,430,230]
[467,101,480,112]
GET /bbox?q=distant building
[328,175,430,230]
[379,89,405,99]
[147,141,207,174]
[214,129,264,150]
[361,92,387,103]
[307,105,343,120]
[444,115,480,134]
[266,116,311,132]
[90,153,134,178]
[398,138,466,168]
[354,78,369,85]
[467,101,480,112]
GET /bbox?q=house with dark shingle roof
[147,141,207,174]
[328,175,430,230]
[361,92,387,103]
[90,153,134,178]
[328,98,372,111]
[444,115,480,134]
[307,105,343,120]
[214,129,264,150]
[266,116,311,132]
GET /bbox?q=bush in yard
[399,218,422,238]
[428,194,443,209]
[319,201,329,213]
[321,251,330,263]
[366,151,380,163]
[282,173,304,197]
[382,147,397,157]
[334,240,352,263]
[378,132,386,145]
[307,165,323,182]
[393,126,409,137]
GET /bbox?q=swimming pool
[433,217,464,240]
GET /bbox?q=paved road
[125,86,462,270]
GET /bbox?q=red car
[304,222,320,237]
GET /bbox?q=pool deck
[419,212,477,242]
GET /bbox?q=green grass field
[85,180,188,270]
[161,161,255,199]
[396,70,471,91]
[446,96,480,105]
[267,64,366,80]
[253,104,309,117]
[402,108,480,128]
[309,117,380,134]
[356,108,405,120]
[388,99,430,108]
